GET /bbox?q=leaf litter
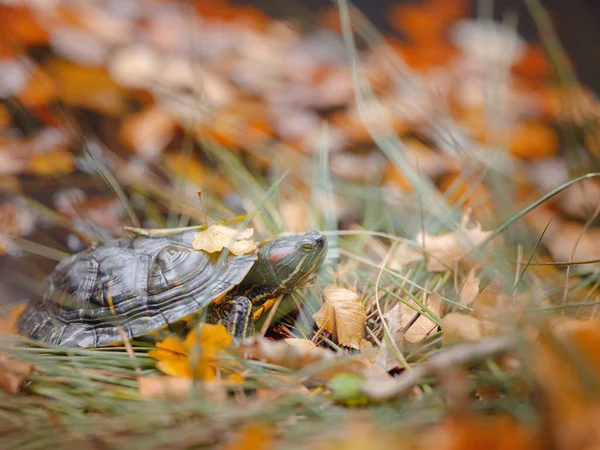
[1,0,600,448]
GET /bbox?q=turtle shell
[16,230,257,347]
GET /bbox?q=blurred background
[1,0,599,310]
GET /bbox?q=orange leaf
[388,4,449,45]
[222,423,274,450]
[46,59,125,116]
[1,7,49,46]
[28,150,75,176]
[512,44,550,79]
[420,415,542,450]
[0,304,25,335]
[509,122,559,159]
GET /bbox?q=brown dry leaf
[192,225,257,256]
[375,304,405,371]
[419,415,542,450]
[46,59,125,116]
[280,197,311,233]
[417,216,493,272]
[137,376,226,401]
[458,269,480,307]
[119,107,177,157]
[28,150,75,176]
[400,293,442,344]
[236,337,387,383]
[531,318,600,450]
[0,354,33,394]
[442,312,495,345]
[313,285,366,349]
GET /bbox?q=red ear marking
[269,249,294,264]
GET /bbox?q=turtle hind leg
[207,295,254,340]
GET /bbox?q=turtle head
[241,231,328,292]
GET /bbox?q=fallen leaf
[165,153,205,185]
[375,304,405,371]
[419,415,542,450]
[313,285,366,349]
[388,3,449,45]
[119,106,177,157]
[28,150,75,176]
[442,312,495,345]
[138,376,226,401]
[0,304,26,335]
[458,269,480,307]
[531,318,600,450]
[46,59,125,116]
[148,324,233,380]
[192,225,257,256]
[0,354,33,394]
[399,293,442,344]
[417,216,493,272]
[509,121,559,160]
[236,336,389,383]
[222,423,274,450]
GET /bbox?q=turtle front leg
[207,295,254,340]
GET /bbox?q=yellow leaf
[192,224,257,256]
[147,336,188,361]
[148,324,233,380]
[28,150,75,176]
[417,215,493,272]
[313,285,366,349]
[399,293,442,344]
[165,152,204,184]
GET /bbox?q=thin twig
[259,294,284,337]
[361,336,514,400]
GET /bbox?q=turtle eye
[300,243,315,252]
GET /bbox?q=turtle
[15,230,327,348]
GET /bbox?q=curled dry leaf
[236,336,389,383]
[400,293,442,344]
[192,225,257,256]
[442,312,495,345]
[375,304,405,371]
[459,269,480,307]
[313,285,366,349]
[417,217,493,272]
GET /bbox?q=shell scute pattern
[16,231,258,347]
